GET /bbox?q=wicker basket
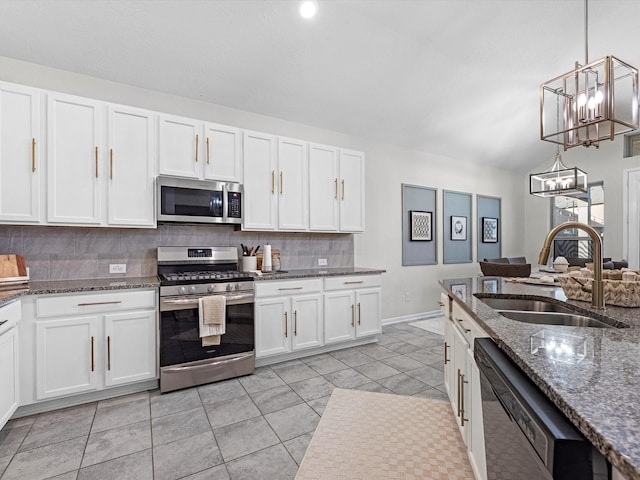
[557,275,640,307]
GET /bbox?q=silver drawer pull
[456,318,471,333]
[278,287,304,291]
[0,320,8,327]
[344,281,364,285]
[77,301,123,307]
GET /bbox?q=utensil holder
[241,256,257,272]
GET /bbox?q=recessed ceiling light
[299,0,318,19]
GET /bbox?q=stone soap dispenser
[262,244,272,273]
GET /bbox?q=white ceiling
[0,0,638,172]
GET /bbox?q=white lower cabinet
[22,289,157,403]
[255,279,323,359]
[443,296,488,480]
[324,275,382,344]
[0,301,21,430]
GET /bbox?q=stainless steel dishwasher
[474,338,609,480]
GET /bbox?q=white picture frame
[451,215,467,241]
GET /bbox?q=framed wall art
[401,184,437,266]
[451,215,467,241]
[410,210,432,241]
[482,217,498,243]
[451,283,467,301]
[443,190,472,264]
[477,195,501,261]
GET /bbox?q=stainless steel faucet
[538,221,605,309]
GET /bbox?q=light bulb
[587,96,596,110]
[299,0,318,19]
[595,90,604,103]
[578,93,587,107]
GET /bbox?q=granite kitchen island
[441,276,640,480]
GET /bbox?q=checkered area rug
[295,388,475,480]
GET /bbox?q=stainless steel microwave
[157,176,243,225]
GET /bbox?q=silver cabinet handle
[278,287,303,291]
[77,301,123,307]
[0,320,8,327]
[344,281,364,285]
[456,317,471,333]
[444,342,450,364]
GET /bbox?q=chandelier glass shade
[540,56,639,149]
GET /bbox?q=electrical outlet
[403,292,411,302]
[318,258,328,266]
[109,263,126,274]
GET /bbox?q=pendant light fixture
[531,96,588,197]
[540,0,638,150]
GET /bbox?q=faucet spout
[539,221,604,310]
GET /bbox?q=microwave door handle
[222,184,229,223]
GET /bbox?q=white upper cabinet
[338,149,365,232]
[158,114,242,182]
[158,114,200,179]
[47,93,103,225]
[107,105,156,227]
[243,130,278,230]
[203,122,242,182]
[0,82,41,223]
[308,143,339,231]
[308,145,365,233]
[277,137,308,231]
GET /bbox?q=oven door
[159,292,254,367]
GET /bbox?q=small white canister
[262,244,272,273]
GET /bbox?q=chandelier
[540,0,638,150]
[531,96,588,197]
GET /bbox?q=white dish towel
[198,295,226,346]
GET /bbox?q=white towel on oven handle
[198,295,226,338]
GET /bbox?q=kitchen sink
[476,295,617,328]
[496,310,613,328]
[478,297,575,314]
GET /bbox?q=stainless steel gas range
[157,246,255,393]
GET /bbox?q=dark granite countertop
[0,276,160,308]
[251,267,385,281]
[440,276,640,480]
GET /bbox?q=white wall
[0,55,525,320]
[524,136,640,265]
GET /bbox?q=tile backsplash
[0,225,354,281]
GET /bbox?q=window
[550,182,604,262]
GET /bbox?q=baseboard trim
[383,310,443,326]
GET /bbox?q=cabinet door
[203,122,242,182]
[35,316,99,400]
[277,137,308,231]
[107,105,156,227]
[0,82,41,223]
[323,291,355,344]
[338,149,365,232]
[104,310,157,387]
[452,324,470,445]
[158,114,201,178]
[255,297,290,358]
[468,349,487,480]
[443,317,455,399]
[242,131,277,230]
[47,93,103,224]
[308,143,339,232]
[0,326,18,429]
[291,294,323,351]
[355,288,381,338]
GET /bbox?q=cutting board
[0,254,27,278]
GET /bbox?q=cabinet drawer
[255,279,323,298]
[0,300,21,334]
[324,275,381,291]
[36,289,157,318]
[451,302,487,348]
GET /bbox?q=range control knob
[208,284,217,293]
[235,283,241,290]
[188,286,197,294]
[226,283,233,291]
[178,286,187,295]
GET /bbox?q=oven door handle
[160,292,254,310]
